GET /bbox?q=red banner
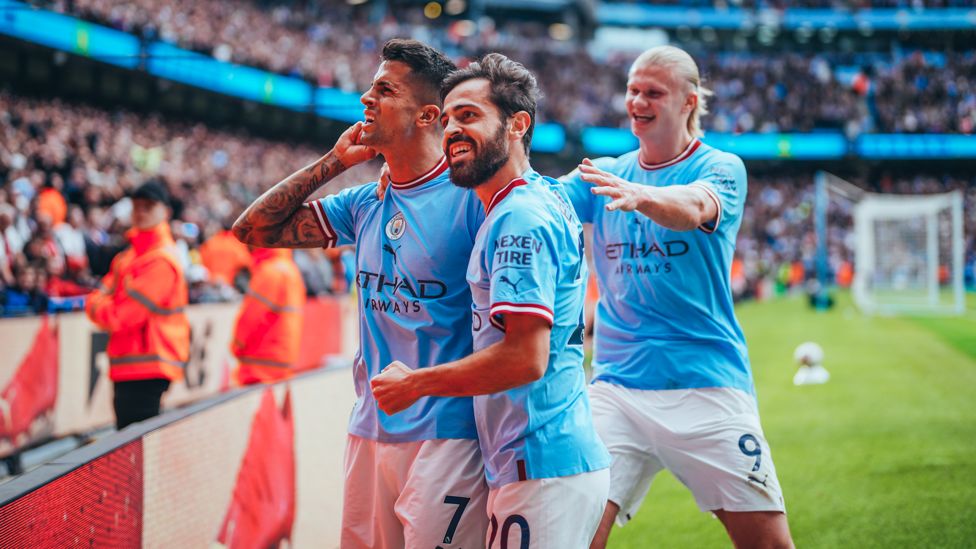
[214,389,296,549]
[0,317,58,452]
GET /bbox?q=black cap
[131,181,171,208]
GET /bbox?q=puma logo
[748,475,768,487]
[383,244,401,264]
[500,276,522,294]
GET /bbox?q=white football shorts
[341,434,490,549]
[588,381,786,526]
[486,468,610,549]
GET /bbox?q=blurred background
[0,0,973,547]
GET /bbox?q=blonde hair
[630,46,713,138]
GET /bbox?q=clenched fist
[371,361,421,415]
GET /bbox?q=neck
[474,153,531,211]
[381,130,445,184]
[638,126,695,166]
[128,221,171,253]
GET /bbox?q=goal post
[814,171,965,316]
[851,189,965,316]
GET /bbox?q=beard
[447,122,510,190]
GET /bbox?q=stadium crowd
[1,88,973,315]
[0,91,367,316]
[34,0,976,134]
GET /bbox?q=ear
[509,111,532,142]
[682,90,698,115]
[417,105,441,129]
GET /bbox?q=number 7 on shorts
[441,495,471,544]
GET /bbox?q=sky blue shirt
[559,140,754,395]
[467,168,611,490]
[310,158,484,442]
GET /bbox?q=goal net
[851,191,965,316]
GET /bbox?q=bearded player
[233,39,489,548]
[372,53,611,549]
[560,46,796,549]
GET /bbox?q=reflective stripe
[110,355,187,368]
[245,287,302,314]
[125,283,185,316]
[238,357,293,368]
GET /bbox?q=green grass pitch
[604,292,976,548]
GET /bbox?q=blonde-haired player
[559,45,796,548]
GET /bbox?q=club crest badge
[385,212,406,240]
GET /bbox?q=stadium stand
[24,0,976,133]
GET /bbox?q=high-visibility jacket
[232,248,306,385]
[200,230,252,286]
[85,222,189,382]
[37,188,66,226]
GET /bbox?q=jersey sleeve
[557,157,615,224]
[486,209,558,330]
[308,183,377,248]
[687,153,747,237]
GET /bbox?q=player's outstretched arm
[370,314,550,415]
[578,158,717,231]
[233,122,378,248]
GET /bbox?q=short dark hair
[381,39,457,108]
[441,53,543,155]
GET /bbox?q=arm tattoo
[233,151,347,248]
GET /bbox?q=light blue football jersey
[310,158,484,442]
[559,140,754,395]
[467,168,611,490]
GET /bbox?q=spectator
[54,204,90,277]
[36,177,67,227]
[0,203,17,286]
[27,213,67,279]
[1,262,48,316]
[293,247,336,296]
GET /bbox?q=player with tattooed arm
[233,39,488,549]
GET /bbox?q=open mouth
[449,141,473,161]
[363,111,376,127]
[632,114,655,124]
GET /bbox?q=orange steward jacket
[232,248,306,385]
[200,230,252,286]
[85,222,189,382]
